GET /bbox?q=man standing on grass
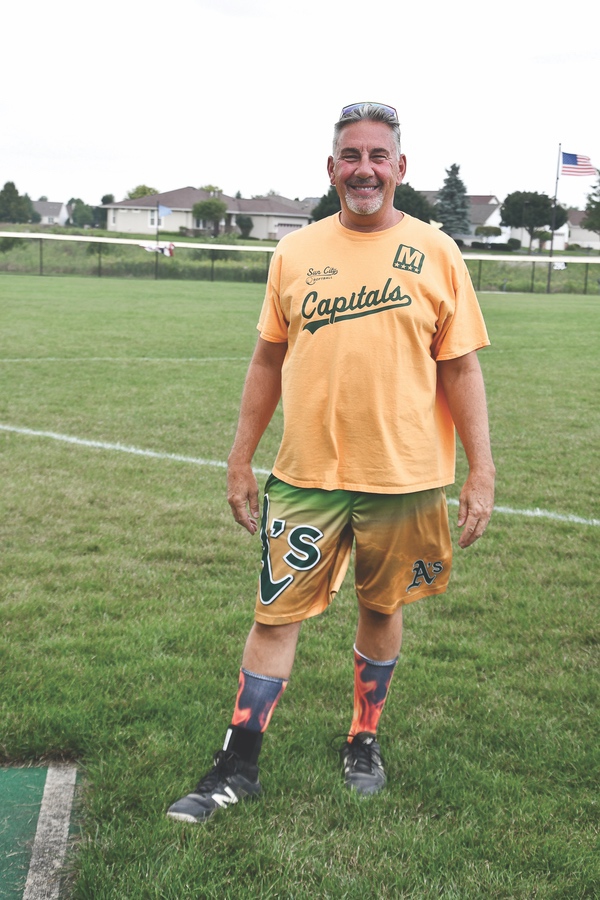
[167,102,495,823]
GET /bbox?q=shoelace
[330,733,381,773]
[347,737,378,774]
[194,750,238,793]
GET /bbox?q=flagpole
[546,143,562,293]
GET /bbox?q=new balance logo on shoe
[211,786,240,808]
[167,750,261,824]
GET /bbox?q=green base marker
[0,768,47,899]
[22,765,77,900]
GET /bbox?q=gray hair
[333,102,401,158]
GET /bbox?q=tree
[581,174,600,248]
[192,198,228,236]
[311,186,341,221]
[26,195,40,223]
[68,198,94,228]
[199,184,222,195]
[95,194,115,228]
[127,185,158,199]
[236,214,254,239]
[533,230,552,251]
[475,225,502,242]
[393,183,435,222]
[436,164,470,235]
[0,182,40,223]
[500,191,568,250]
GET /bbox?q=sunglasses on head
[339,102,398,123]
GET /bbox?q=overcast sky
[3,0,598,212]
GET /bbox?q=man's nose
[355,153,375,178]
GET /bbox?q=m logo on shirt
[393,245,424,274]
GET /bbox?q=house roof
[32,200,65,216]
[421,192,501,226]
[104,187,313,218]
[568,209,587,226]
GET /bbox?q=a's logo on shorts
[406,559,443,592]
[259,496,324,606]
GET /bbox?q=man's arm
[227,336,288,533]
[437,350,496,549]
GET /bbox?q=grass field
[0,275,598,899]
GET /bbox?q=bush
[507,238,521,250]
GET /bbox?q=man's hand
[456,469,495,548]
[227,462,260,534]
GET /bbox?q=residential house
[32,200,69,227]
[103,188,315,240]
[421,191,576,251]
[566,209,599,251]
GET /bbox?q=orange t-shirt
[258,213,489,493]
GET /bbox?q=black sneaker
[167,750,261,823]
[339,732,386,795]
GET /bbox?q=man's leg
[355,604,403,663]
[242,620,301,678]
[224,620,301,759]
[340,606,402,795]
[167,621,300,824]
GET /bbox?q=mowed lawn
[0,275,598,899]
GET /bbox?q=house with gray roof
[103,188,316,240]
[32,200,69,227]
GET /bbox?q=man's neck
[338,207,404,233]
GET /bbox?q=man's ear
[397,154,408,186]
[327,156,335,185]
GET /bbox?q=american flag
[561,152,597,176]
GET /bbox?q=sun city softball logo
[305,266,339,285]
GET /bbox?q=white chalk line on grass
[0,356,248,363]
[0,423,260,474]
[22,764,77,900]
[1,423,598,528]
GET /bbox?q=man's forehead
[335,120,396,153]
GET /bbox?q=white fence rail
[1,231,599,293]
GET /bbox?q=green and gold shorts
[255,475,452,625]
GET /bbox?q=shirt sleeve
[257,249,289,343]
[431,259,490,361]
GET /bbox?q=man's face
[327,120,406,223]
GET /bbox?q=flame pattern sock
[349,645,398,738]
[224,668,288,764]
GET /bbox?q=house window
[111,211,116,225]
[48,217,54,224]
[149,211,166,228]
